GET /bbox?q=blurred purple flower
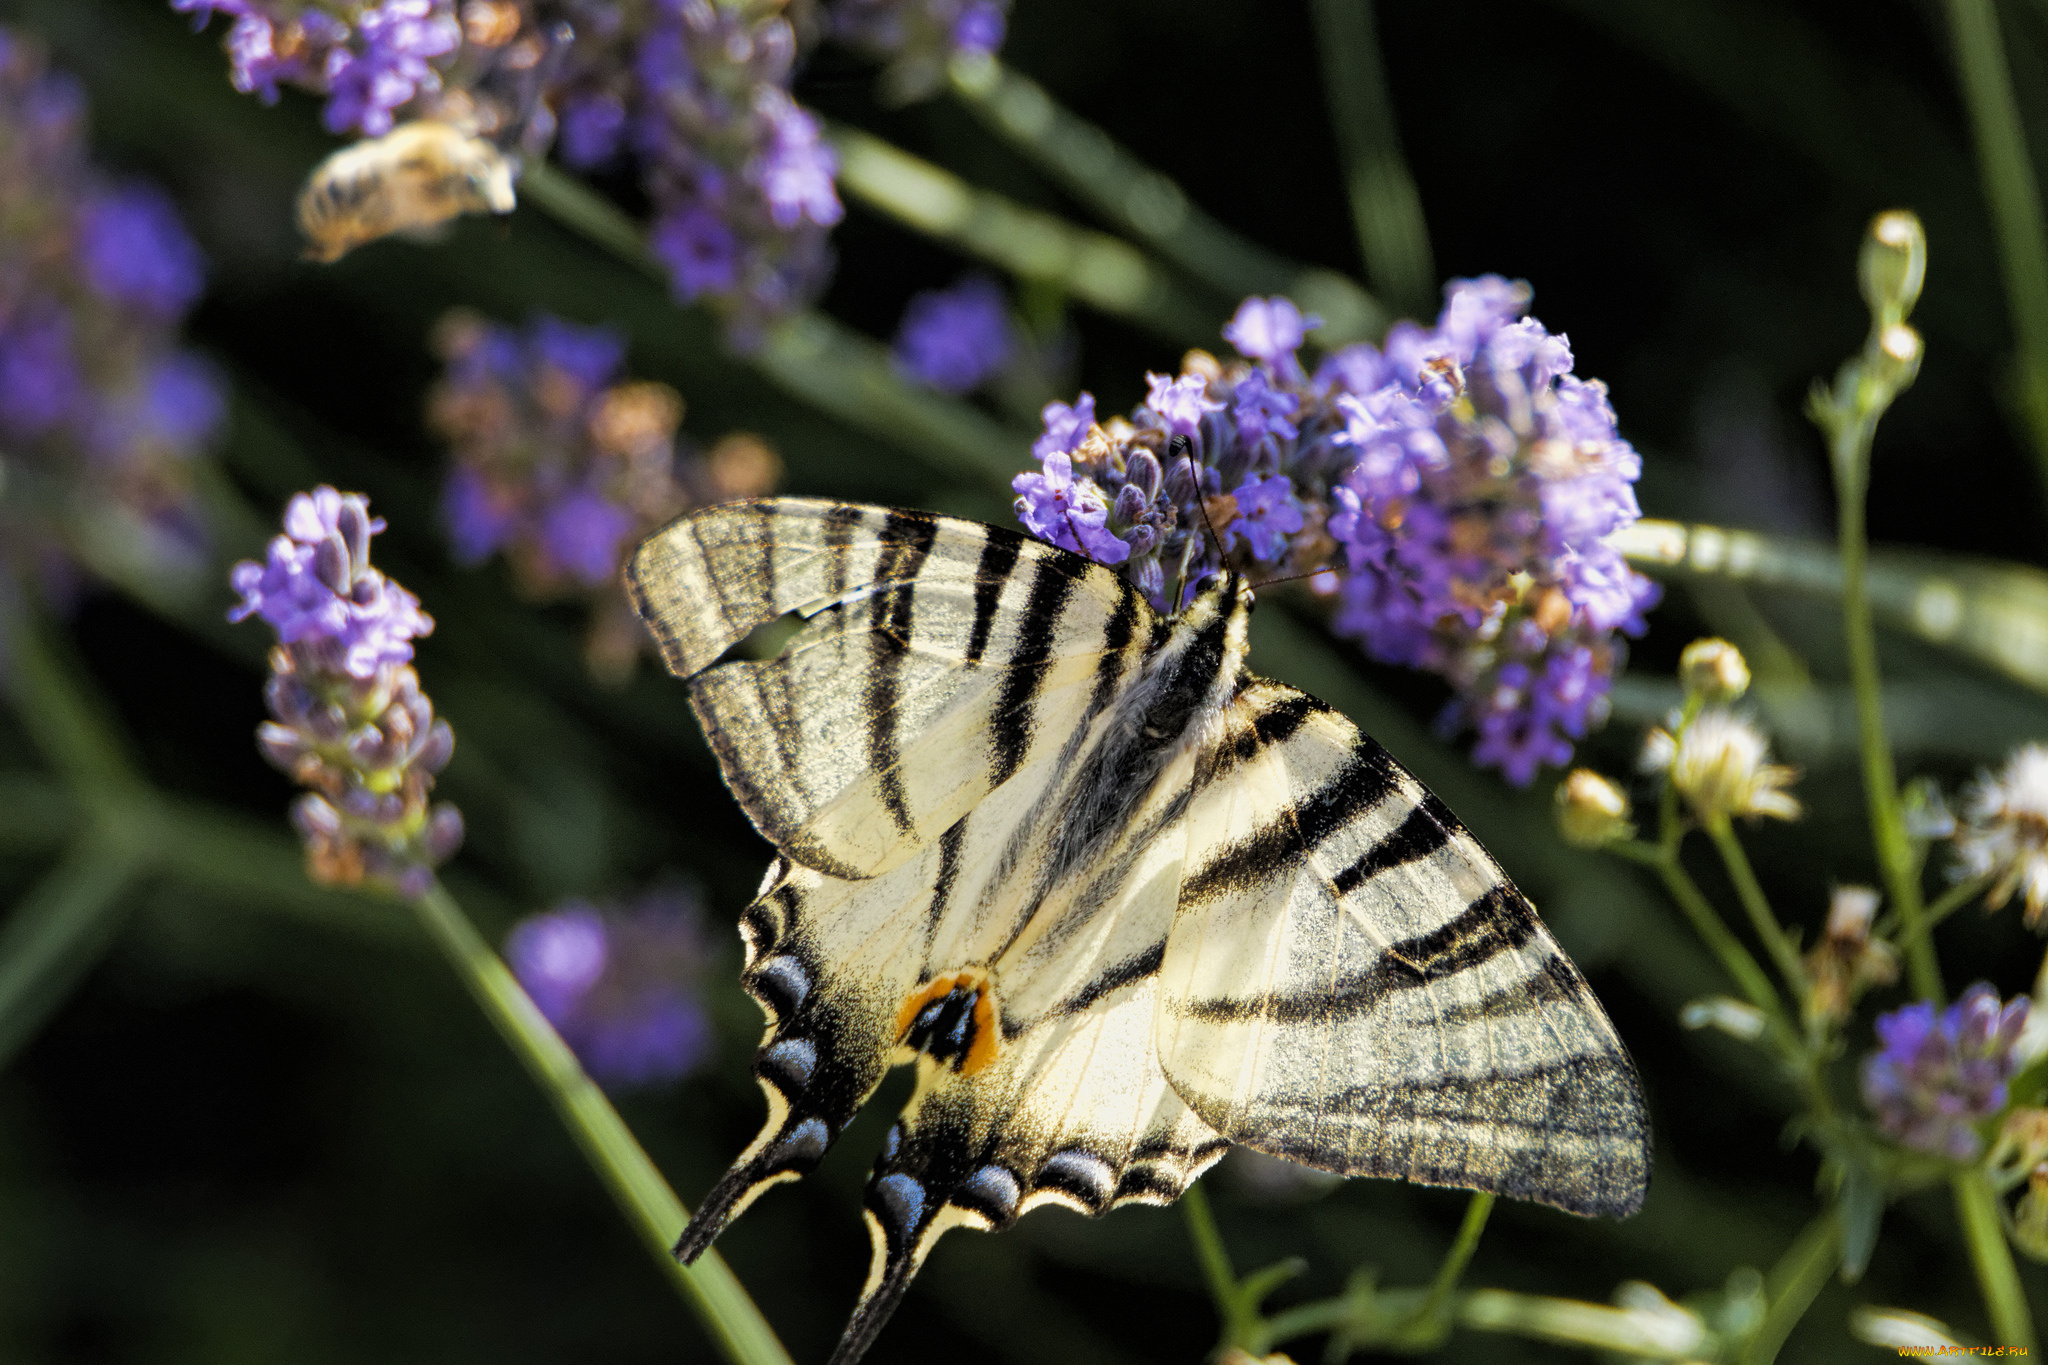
[893,275,1015,393]
[1863,984,2029,1161]
[1223,295,1318,369]
[76,183,207,318]
[506,887,716,1089]
[428,309,781,675]
[0,29,223,599]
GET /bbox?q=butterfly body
[628,499,1648,1365]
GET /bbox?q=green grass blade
[0,833,147,1069]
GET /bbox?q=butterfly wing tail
[676,870,903,1263]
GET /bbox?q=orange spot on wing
[892,968,1001,1076]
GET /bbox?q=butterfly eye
[1193,572,1223,597]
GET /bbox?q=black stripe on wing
[989,557,1081,786]
[1182,737,1404,903]
[1330,792,1458,896]
[1181,884,1544,1025]
[965,531,1022,666]
[865,511,939,835]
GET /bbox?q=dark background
[2,0,2046,1360]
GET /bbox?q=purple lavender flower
[540,487,637,585]
[1144,371,1223,439]
[321,0,460,136]
[893,274,1015,393]
[1862,984,2030,1161]
[0,30,223,599]
[652,205,741,301]
[1012,452,1131,566]
[559,89,629,168]
[1226,474,1303,561]
[506,886,716,1088]
[230,487,462,898]
[1033,393,1096,460]
[625,0,841,341]
[184,0,461,136]
[1009,278,1660,783]
[1223,295,1319,370]
[0,309,83,436]
[230,485,432,677]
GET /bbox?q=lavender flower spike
[1862,984,2030,1161]
[1008,278,1661,782]
[230,486,462,898]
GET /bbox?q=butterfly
[627,498,1649,1365]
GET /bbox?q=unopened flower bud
[1555,769,1634,848]
[1869,323,1923,392]
[1681,996,1768,1041]
[1678,638,1750,703]
[1859,210,1926,327]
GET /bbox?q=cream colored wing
[627,499,1146,879]
[1156,679,1649,1218]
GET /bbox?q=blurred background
[1,0,2046,1360]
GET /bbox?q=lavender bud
[292,793,343,840]
[424,804,465,861]
[418,720,455,773]
[1112,483,1149,526]
[256,722,307,772]
[1128,449,1163,501]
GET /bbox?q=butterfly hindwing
[627,499,1143,879]
[1156,678,1649,1218]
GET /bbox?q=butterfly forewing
[629,499,1650,1365]
[1158,679,1649,1217]
[628,499,1142,879]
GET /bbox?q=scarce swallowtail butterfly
[627,498,1649,1365]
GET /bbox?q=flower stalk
[1811,211,1938,999]
[408,880,793,1365]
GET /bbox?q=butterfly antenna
[1169,434,1221,611]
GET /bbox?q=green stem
[1952,1168,2039,1351]
[1880,875,1988,939]
[1828,398,1938,999]
[0,607,142,800]
[408,883,792,1365]
[1943,0,2048,484]
[1304,0,1434,314]
[1409,1192,1493,1336]
[0,830,148,1069]
[1611,840,1787,1026]
[1706,819,1809,1001]
[1737,1211,1839,1365]
[827,123,1217,345]
[1181,1181,1255,1351]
